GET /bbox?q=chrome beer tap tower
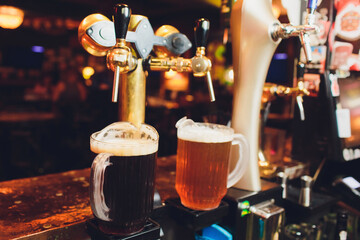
[78,4,215,127]
[229,0,318,191]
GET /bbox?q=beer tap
[78,4,212,125]
[271,24,316,63]
[258,62,310,177]
[145,18,215,102]
[193,19,215,102]
[261,64,310,123]
[106,4,137,103]
[272,0,318,63]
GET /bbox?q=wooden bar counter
[0,156,178,240]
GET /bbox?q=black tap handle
[194,18,210,48]
[297,62,305,79]
[113,4,131,40]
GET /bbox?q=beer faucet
[106,4,137,102]
[270,25,316,63]
[78,4,213,126]
[258,62,313,177]
[271,0,318,63]
[230,0,317,191]
[145,18,215,102]
[262,62,310,121]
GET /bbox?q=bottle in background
[335,210,348,240]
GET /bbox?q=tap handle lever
[296,95,305,121]
[194,18,215,102]
[300,32,312,63]
[113,4,131,40]
[194,18,210,49]
[296,62,308,120]
[112,67,121,102]
[206,72,216,102]
[109,4,132,102]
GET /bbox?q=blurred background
[0,0,291,180]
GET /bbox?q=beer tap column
[230,0,316,191]
[230,0,280,191]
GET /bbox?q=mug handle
[227,133,249,188]
[90,153,113,221]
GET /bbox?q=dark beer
[90,122,158,236]
[176,124,233,210]
[90,153,156,235]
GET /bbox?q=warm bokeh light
[82,66,95,80]
[272,4,281,19]
[185,95,194,102]
[164,70,189,92]
[164,77,189,92]
[164,70,177,79]
[0,6,24,29]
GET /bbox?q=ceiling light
[0,6,24,29]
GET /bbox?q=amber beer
[176,124,233,210]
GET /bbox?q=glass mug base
[179,197,222,211]
[97,218,146,236]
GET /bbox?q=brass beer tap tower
[78,4,215,127]
[230,0,318,191]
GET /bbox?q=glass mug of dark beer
[89,122,159,235]
[175,117,249,210]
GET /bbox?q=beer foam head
[177,123,233,143]
[90,122,159,156]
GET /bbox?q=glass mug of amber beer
[89,122,159,235]
[175,117,249,210]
